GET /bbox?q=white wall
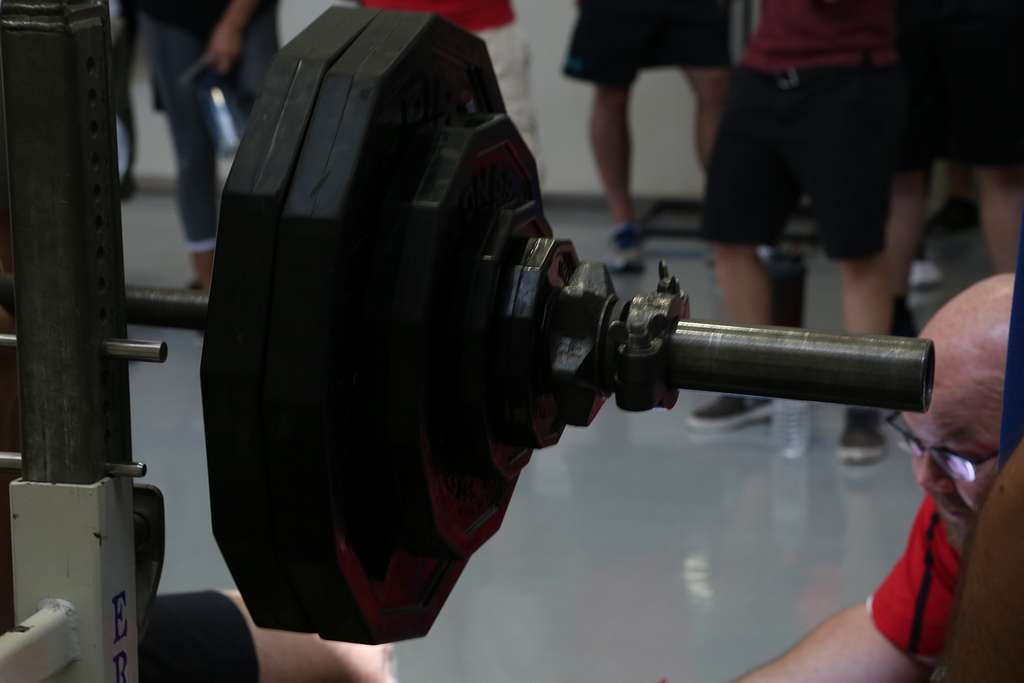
[132,1,706,198]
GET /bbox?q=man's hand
[206,20,244,75]
[205,0,262,75]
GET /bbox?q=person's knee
[891,170,928,196]
[975,164,1024,191]
[836,252,887,280]
[685,67,731,110]
[593,85,631,112]
[711,242,757,263]
[175,143,216,177]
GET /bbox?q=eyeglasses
[884,412,999,483]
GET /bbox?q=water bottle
[197,73,245,158]
[772,399,812,459]
[762,245,812,458]
[180,58,247,158]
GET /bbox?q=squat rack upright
[0,1,154,681]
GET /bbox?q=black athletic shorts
[564,2,730,85]
[701,65,906,260]
[140,592,258,683]
[897,18,1024,170]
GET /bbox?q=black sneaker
[925,197,979,236]
[838,407,886,465]
[687,396,772,433]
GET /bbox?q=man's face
[904,410,1000,553]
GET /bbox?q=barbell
[0,7,935,645]
[202,8,931,644]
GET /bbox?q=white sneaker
[909,259,943,290]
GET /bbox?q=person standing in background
[359,0,542,172]
[563,0,731,272]
[886,0,1024,339]
[691,0,902,465]
[110,0,140,198]
[137,0,279,290]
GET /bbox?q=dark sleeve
[140,591,259,683]
[1000,229,1024,468]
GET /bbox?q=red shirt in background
[743,0,899,72]
[362,0,514,32]
[870,497,961,661]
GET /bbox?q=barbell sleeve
[667,321,934,412]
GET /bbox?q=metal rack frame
[0,2,153,680]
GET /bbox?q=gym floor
[122,195,989,682]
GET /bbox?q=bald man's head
[912,274,1014,450]
[906,274,1014,551]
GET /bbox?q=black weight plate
[201,7,379,633]
[262,10,504,643]
[363,114,532,562]
[492,235,579,450]
[434,170,555,480]
[440,204,560,477]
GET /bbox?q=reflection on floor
[121,195,990,682]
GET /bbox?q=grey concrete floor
[121,195,989,682]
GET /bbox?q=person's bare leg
[682,67,731,170]
[590,85,634,225]
[975,164,1024,273]
[885,171,929,299]
[222,591,396,683]
[946,161,974,200]
[191,248,215,290]
[837,253,893,335]
[712,243,773,325]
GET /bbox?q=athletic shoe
[837,407,886,465]
[687,395,772,432]
[909,258,944,290]
[607,223,644,274]
[925,197,979,235]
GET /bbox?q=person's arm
[221,591,397,683]
[733,605,928,683]
[944,440,1024,682]
[206,0,264,74]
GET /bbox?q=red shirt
[362,0,514,32]
[743,0,899,73]
[871,497,961,660]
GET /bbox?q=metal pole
[3,0,133,483]
[0,274,209,330]
[2,2,141,682]
[668,321,935,412]
[0,452,146,478]
[0,333,167,363]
